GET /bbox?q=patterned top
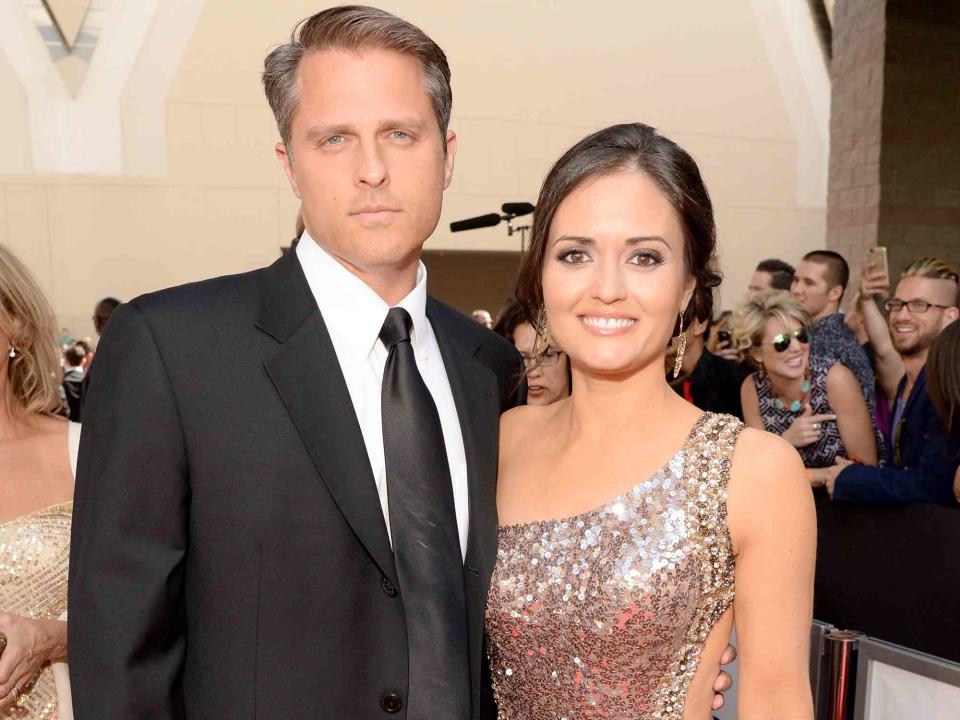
[754,355,845,468]
[0,502,72,719]
[811,313,876,409]
[486,413,743,719]
[755,354,885,468]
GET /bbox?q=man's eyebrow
[378,118,427,132]
[304,123,353,141]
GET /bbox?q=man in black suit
[69,7,732,719]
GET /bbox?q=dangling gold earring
[534,306,552,359]
[672,312,686,379]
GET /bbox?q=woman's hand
[0,612,67,712]
[782,405,837,448]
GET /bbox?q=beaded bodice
[485,413,743,719]
[0,502,72,718]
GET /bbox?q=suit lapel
[428,299,501,696]
[256,252,397,586]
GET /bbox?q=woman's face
[540,170,693,378]
[513,321,570,405]
[754,315,809,381]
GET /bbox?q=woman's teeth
[580,316,636,329]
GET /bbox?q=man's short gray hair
[262,5,452,154]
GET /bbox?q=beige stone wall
[0,0,829,338]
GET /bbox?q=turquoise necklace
[774,378,811,412]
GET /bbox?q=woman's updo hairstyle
[515,123,721,337]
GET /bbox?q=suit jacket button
[381,576,398,597]
[380,691,403,713]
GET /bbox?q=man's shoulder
[128,265,267,320]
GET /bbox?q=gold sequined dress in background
[486,413,743,719]
[0,501,72,719]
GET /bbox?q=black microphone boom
[450,213,502,233]
[501,202,535,217]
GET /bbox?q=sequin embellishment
[0,502,72,719]
[485,414,743,719]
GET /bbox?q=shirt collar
[815,312,844,330]
[296,231,429,362]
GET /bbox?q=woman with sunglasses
[734,290,879,483]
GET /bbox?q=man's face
[791,260,841,320]
[888,276,960,357]
[276,49,456,278]
[748,270,773,293]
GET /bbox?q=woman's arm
[740,374,763,430]
[826,363,878,465]
[727,430,816,720]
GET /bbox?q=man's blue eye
[326,135,343,145]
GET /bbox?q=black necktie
[379,307,470,719]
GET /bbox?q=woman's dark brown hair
[515,123,721,338]
[927,320,960,439]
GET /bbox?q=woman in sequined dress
[485,124,816,719]
[0,245,76,719]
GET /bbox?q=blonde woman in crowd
[0,245,77,718]
[734,290,879,486]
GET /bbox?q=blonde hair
[731,290,810,367]
[0,244,63,417]
[902,257,959,306]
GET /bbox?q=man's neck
[902,351,927,390]
[327,252,420,307]
[814,305,840,323]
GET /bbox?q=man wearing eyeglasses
[820,257,960,504]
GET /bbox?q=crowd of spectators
[486,249,960,506]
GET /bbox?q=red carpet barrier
[812,490,960,664]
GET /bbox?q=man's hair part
[262,5,453,155]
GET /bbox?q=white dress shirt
[296,232,470,559]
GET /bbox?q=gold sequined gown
[486,413,743,719]
[0,501,72,719]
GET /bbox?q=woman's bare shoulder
[727,426,814,549]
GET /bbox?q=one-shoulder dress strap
[684,413,745,593]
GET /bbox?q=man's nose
[356,140,388,187]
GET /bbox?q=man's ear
[828,284,844,304]
[942,306,959,328]
[276,142,302,199]
[442,130,457,190]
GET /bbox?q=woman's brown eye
[560,250,587,264]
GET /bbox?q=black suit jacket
[68,250,523,719]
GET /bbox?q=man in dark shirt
[668,300,750,419]
[792,250,875,408]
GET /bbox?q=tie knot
[380,307,414,349]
